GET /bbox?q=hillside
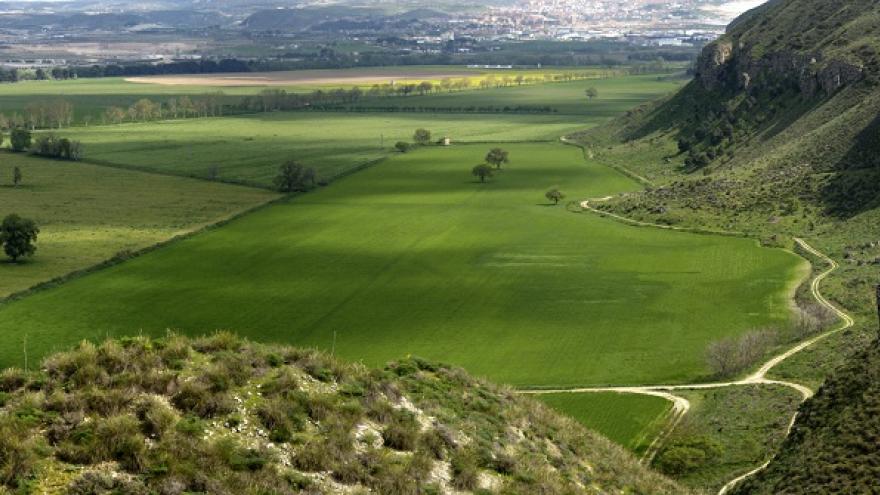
[731,334,880,493]
[565,0,880,490]
[571,0,879,344]
[0,333,685,494]
[578,0,880,227]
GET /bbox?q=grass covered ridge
[0,333,687,494]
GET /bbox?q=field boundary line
[559,136,654,187]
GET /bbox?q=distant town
[0,0,764,69]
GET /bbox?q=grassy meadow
[0,153,277,296]
[346,74,686,115]
[0,66,632,123]
[0,143,804,388]
[31,73,685,187]
[536,392,671,452]
[62,112,592,186]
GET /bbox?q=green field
[0,143,804,387]
[0,153,277,296]
[0,66,629,123]
[537,392,671,452]
[347,74,686,115]
[63,112,592,186]
[30,73,684,187]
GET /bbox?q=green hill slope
[566,0,880,490]
[0,334,685,494]
[732,334,880,494]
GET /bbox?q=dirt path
[521,197,854,494]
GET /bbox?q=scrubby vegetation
[0,333,685,494]
[564,0,880,489]
[733,336,880,494]
[653,386,801,492]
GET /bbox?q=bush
[654,436,723,475]
[450,448,479,490]
[706,328,778,377]
[68,470,149,495]
[382,411,420,451]
[413,128,431,145]
[30,133,82,160]
[0,416,41,487]
[10,128,31,152]
[394,141,411,153]
[172,380,234,418]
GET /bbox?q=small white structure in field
[442,137,451,146]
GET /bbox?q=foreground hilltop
[0,333,684,494]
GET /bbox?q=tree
[10,128,31,152]
[12,166,21,187]
[413,128,431,146]
[585,87,598,101]
[677,137,692,154]
[273,161,316,193]
[472,164,493,183]
[545,188,565,205]
[0,214,39,262]
[394,141,411,153]
[485,148,509,169]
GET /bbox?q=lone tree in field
[273,161,316,193]
[394,141,411,153]
[413,128,432,146]
[485,148,509,169]
[585,87,598,101]
[0,214,39,262]
[10,128,31,152]
[545,188,565,204]
[13,166,21,187]
[472,163,494,183]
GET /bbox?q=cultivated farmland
[36,74,684,187]
[536,392,672,453]
[61,112,592,186]
[0,143,804,389]
[0,153,277,296]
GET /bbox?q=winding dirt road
[521,197,854,494]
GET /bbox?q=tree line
[238,72,603,114]
[0,100,75,130]
[101,94,227,124]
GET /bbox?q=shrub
[172,380,234,418]
[705,328,779,377]
[654,435,723,475]
[10,128,31,152]
[68,470,149,495]
[135,396,177,439]
[413,128,431,145]
[0,416,41,487]
[394,141,411,153]
[382,411,420,451]
[30,133,82,160]
[0,368,27,393]
[450,447,479,490]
